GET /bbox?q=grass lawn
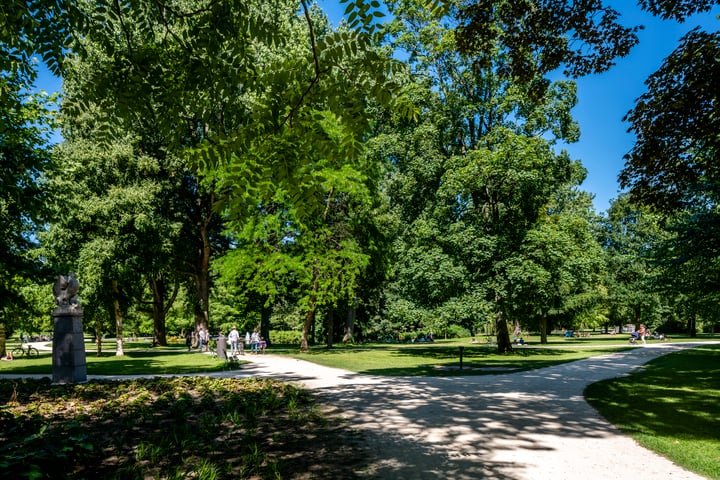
[273,332,719,375]
[2,334,718,478]
[585,343,720,479]
[2,333,714,377]
[0,341,241,375]
[276,341,631,376]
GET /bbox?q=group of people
[185,329,212,351]
[386,332,435,343]
[184,326,267,356]
[630,324,649,345]
[228,327,267,356]
[227,327,265,356]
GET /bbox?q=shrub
[270,330,302,345]
[445,325,471,339]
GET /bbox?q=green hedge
[271,330,302,345]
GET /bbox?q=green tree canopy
[455,0,641,92]
[621,28,720,211]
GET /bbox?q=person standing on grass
[228,326,240,356]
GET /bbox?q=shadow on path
[236,344,711,479]
[1,342,714,479]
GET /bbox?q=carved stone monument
[52,273,87,384]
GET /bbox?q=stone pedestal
[52,306,87,384]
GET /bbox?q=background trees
[620,1,720,336]
[508,190,605,343]
[2,0,718,350]
[599,195,668,333]
[374,0,607,351]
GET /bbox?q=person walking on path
[639,323,647,345]
[201,328,210,352]
[250,329,260,354]
[228,326,240,356]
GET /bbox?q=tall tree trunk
[494,290,513,353]
[151,276,167,346]
[301,271,320,352]
[193,301,206,335]
[495,310,513,353]
[0,323,6,358]
[150,275,178,347]
[193,271,210,333]
[301,308,315,352]
[111,279,125,356]
[688,312,697,337]
[326,308,334,348]
[342,305,356,343]
[540,316,548,344]
[192,192,213,334]
[95,317,103,356]
[260,303,272,346]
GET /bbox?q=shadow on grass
[278,343,628,377]
[86,351,241,375]
[586,344,720,443]
[356,347,626,376]
[0,349,240,376]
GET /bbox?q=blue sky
[35,1,719,213]
[551,3,719,212]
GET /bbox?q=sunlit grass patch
[282,343,628,376]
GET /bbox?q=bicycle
[11,343,39,358]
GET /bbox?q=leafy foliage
[455,0,641,90]
[508,191,606,338]
[0,74,56,324]
[0,0,79,79]
[621,28,720,211]
[6,0,718,347]
[599,195,669,331]
[638,0,720,20]
[0,377,366,479]
[375,1,601,352]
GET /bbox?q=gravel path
[224,342,712,480]
[2,341,714,479]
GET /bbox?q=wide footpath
[3,342,715,479]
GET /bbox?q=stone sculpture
[53,272,80,308]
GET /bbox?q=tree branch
[281,0,323,128]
